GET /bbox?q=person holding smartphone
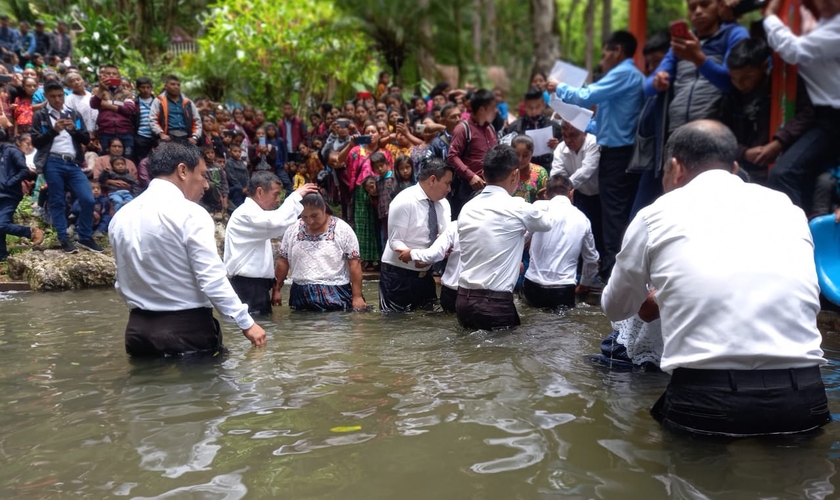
[90,64,137,160]
[644,0,749,133]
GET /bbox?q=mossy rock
[6,249,116,291]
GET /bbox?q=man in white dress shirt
[380,158,453,312]
[763,0,840,210]
[457,144,553,330]
[109,142,266,357]
[524,174,599,309]
[551,121,601,255]
[224,171,318,315]
[602,120,830,437]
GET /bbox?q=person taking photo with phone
[645,0,749,133]
[90,64,137,160]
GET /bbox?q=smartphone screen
[355,135,372,145]
[259,137,266,146]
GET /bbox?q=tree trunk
[585,0,596,75]
[530,0,561,76]
[472,0,482,65]
[454,3,465,87]
[485,0,497,64]
[602,0,613,44]
[417,0,436,83]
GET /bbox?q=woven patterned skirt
[289,283,353,312]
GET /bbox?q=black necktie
[427,199,438,246]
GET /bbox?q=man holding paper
[547,30,644,283]
[505,87,563,171]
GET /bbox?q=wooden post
[628,0,647,70]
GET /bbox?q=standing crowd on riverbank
[1,0,839,438]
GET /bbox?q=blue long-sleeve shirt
[555,58,644,148]
[18,31,35,56]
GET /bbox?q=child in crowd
[394,154,415,191]
[232,130,248,161]
[371,151,398,249]
[225,143,249,207]
[221,130,235,157]
[299,142,323,181]
[71,181,110,237]
[292,161,311,190]
[375,71,390,100]
[493,87,509,123]
[721,37,814,185]
[201,146,229,219]
[359,175,380,271]
[99,155,138,212]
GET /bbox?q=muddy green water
[0,285,838,499]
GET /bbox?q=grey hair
[664,121,737,173]
[247,171,281,196]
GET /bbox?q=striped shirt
[137,97,154,138]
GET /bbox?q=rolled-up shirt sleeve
[601,213,651,321]
[184,213,254,330]
[764,15,840,65]
[411,223,456,264]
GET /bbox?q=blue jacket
[645,22,749,132]
[0,143,33,201]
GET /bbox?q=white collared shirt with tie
[382,184,451,271]
[602,169,825,373]
[224,193,304,279]
[109,179,254,330]
[458,185,554,293]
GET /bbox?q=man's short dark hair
[440,103,458,118]
[524,87,544,102]
[483,144,519,183]
[149,141,203,178]
[470,89,495,113]
[726,38,771,70]
[418,157,453,182]
[546,174,573,198]
[368,151,386,165]
[136,76,152,87]
[644,31,671,55]
[43,80,64,94]
[247,171,280,196]
[165,74,180,83]
[664,121,738,173]
[606,30,638,60]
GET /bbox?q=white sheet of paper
[549,96,594,133]
[549,60,589,88]
[525,127,554,157]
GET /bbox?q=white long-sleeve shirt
[602,169,825,373]
[382,184,451,270]
[109,179,254,330]
[526,196,599,287]
[224,193,303,279]
[458,185,554,293]
[764,13,840,109]
[551,133,600,196]
[410,222,461,290]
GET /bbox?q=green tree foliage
[183,0,377,119]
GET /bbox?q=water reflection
[0,288,837,499]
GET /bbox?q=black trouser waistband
[814,105,840,123]
[381,262,433,278]
[131,307,213,317]
[457,287,513,300]
[671,366,823,389]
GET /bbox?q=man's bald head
[665,120,737,173]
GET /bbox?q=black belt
[671,366,823,390]
[381,262,432,278]
[457,287,513,300]
[598,144,633,152]
[49,152,76,163]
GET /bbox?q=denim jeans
[98,133,135,162]
[0,196,31,260]
[108,189,134,212]
[43,157,94,242]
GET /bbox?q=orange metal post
[628,0,648,70]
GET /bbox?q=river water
[1,285,839,499]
